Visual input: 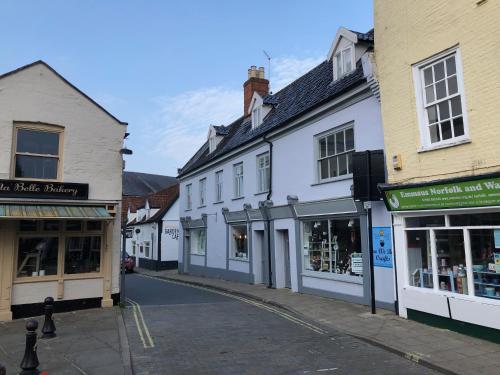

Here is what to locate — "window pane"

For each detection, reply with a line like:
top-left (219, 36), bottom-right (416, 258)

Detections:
top-left (446, 56), bottom-right (456, 76)
top-left (345, 128), bottom-right (354, 150)
top-left (451, 96), bottom-right (462, 117)
top-left (434, 62), bottom-right (445, 81)
top-left (407, 230), bottom-right (433, 289)
top-left (20, 220), bottom-right (37, 231)
top-left (331, 219), bottom-right (362, 276)
top-left (435, 80), bottom-right (447, 100)
top-left (449, 213), bottom-right (500, 226)
top-left (406, 216), bottom-right (445, 228)
top-left (328, 156), bottom-right (338, 178)
top-left (17, 129), bottom-right (59, 155)
top-left (336, 53), bottom-right (342, 78)
top-left (427, 105), bottom-right (438, 124)
top-left (319, 138), bottom-right (326, 158)
top-left (343, 49), bottom-right (352, 73)
top-left (335, 132), bottom-right (345, 153)
top-left (441, 121), bottom-right (452, 140)
top-left (438, 101), bottom-right (450, 120)
top-left (17, 237), bottom-right (58, 277)
top-left (338, 154), bottom-right (348, 176)
top-left (447, 76), bottom-right (458, 95)
top-left (190, 228), bottom-right (206, 255)
top-left (43, 221), bottom-right (60, 231)
top-left (453, 117), bottom-right (465, 137)
top-left (66, 221), bottom-right (82, 231)
top-left (86, 221), bottom-right (102, 231)
top-left (435, 230), bottom-right (467, 294)
top-left (15, 155), bottom-right (58, 179)
top-left (470, 229), bottom-right (500, 299)
top-left (231, 225), bottom-right (248, 259)
top-left (429, 124), bottom-right (440, 143)
top-left (319, 159), bottom-right (329, 180)
top-left (425, 86), bottom-right (435, 103)
top-left (65, 236), bottom-right (101, 274)
top-left (326, 135), bottom-right (335, 156)
top-left (302, 220), bottom-right (329, 272)
top-left (423, 67), bottom-right (433, 86)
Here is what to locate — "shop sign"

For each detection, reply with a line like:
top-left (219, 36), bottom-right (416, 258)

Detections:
top-left (125, 229), bottom-right (133, 239)
top-left (495, 253), bottom-right (500, 274)
top-left (351, 253), bottom-right (363, 274)
top-left (0, 179), bottom-right (89, 200)
top-left (381, 175), bottom-right (500, 211)
top-left (372, 227), bottom-right (393, 268)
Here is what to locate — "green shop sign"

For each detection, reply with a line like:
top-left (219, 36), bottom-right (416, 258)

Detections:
top-left (381, 175), bottom-right (500, 211)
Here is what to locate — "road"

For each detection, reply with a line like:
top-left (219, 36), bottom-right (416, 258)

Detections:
top-left (122, 273), bottom-right (438, 375)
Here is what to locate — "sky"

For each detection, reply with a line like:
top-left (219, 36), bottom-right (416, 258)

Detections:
top-left (0, 0), bottom-right (373, 177)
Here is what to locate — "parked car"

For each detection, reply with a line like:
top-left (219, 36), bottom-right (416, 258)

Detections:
top-left (122, 252), bottom-right (135, 273)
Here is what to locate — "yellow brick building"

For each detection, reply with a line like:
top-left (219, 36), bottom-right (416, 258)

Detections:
top-left (375, 0), bottom-right (500, 336)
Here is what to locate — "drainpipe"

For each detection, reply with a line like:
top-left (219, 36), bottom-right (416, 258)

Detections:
top-left (263, 136), bottom-right (273, 288)
top-left (157, 220), bottom-right (163, 272)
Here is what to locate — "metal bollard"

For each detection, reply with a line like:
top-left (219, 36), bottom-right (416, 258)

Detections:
top-left (19, 319), bottom-right (40, 375)
top-left (41, 297), bottom-right (56, 339)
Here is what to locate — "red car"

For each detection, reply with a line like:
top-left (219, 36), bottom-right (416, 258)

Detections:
top-left (122, 252), bottom-right (135, 273)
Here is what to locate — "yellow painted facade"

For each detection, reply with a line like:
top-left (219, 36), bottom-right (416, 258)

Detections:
top-left (374, 0), bottom-right (500, 184)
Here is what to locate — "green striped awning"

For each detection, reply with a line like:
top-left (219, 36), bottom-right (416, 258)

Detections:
top-left (0, 205), bottom-right (112, 220)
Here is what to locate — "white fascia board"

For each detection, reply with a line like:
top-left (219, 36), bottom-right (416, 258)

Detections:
top-left (327, 27), bottom-right (358, 61)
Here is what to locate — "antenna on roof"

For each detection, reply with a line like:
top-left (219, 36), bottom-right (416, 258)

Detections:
top-left (263, 50), bottom-right (272, 93)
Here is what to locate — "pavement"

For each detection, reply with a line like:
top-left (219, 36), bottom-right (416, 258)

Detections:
top-left (0, 307), bottom-right (132, 375)
top-left (123, 273), bottom-right (438, 375)
top-left (134, 268), bottom-right (500, 375)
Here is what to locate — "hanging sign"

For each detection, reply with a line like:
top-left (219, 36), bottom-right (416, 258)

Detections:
top-left (0, 179), bottom-right (88, 200)
top-left (372, 227), bottom-right (393, 268)
top-left (381, 175), bottom-right (500, 211)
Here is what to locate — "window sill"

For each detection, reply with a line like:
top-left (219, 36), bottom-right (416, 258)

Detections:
top-left (311, 174), bottom-right (352, 186)
top-left (254, 191), bottom-right (268, 196)
top-left (185, 208), bottom-right (192, 212)
top-left (232, 196), bottom-right (245, 201)
top-left (213, 200), bottom-right (224, 205)
top-left (417, 138), bottom-right (471, 153)
top-left (14, 272), bottom-right (103, 284)
top-left (197, 205), bottom-right (206, 209)
top-left (190, 253), bottom-right (206, 257)
top-left (301, 270), bottom-right (363, 284)
top-left (229, 257), bottom-right (249, 263)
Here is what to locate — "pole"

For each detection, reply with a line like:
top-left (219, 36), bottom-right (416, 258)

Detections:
top-left (366, 151), bottom-right (376, 314)
top-left (120, 224), bottom-right (126, 306)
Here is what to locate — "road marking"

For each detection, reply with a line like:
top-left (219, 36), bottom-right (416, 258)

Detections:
top-left (303, 368), bottom-right (338, 373)
top-left (126, 297), bottom-right (155, 349)
top-left (135, 274), bottom-right (328, 336)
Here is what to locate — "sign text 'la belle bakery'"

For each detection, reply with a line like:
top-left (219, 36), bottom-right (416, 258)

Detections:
top-left (0, 179), bottom-right (89, 200)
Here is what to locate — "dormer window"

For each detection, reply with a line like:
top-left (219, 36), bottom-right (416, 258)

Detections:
top-left (252, 106), bottom-right (262, 129)
top-left (209, 135), bottom-right (216, 153)
top-left (334, 47), bottom-right (353, 80)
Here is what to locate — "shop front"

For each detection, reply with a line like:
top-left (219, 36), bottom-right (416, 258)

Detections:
top-left (381, 173), bottom-right (500, 335)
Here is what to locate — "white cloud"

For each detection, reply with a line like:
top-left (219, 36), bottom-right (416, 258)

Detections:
top-left (271, 55), bottom-right (324, 92)
top-left (151, 87), bottom-right (242, 166)
top-left (144, 54), bottom-right (324, 173)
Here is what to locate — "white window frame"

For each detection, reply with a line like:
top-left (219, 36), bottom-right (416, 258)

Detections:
top-left (209, 136), bottom-right (216, 153)
top-left (233, 162), bottom-right (244, 198)
top-left (252, 106), bottom-right (262, 129)
top-left (199, 178), bottom-right (206, 207)
top-left (333, 47), bottom-right (354, 81)
top-left (413, 47), bottom-right (469, 151)
top-left (186, 184), bottom-right (192, 210)
top-left (190, 228), bottom-right (207, 255)
top-left (215, 170), bottom-right (223, 202)
top-left (256, 152), bottom-right (270, 193)
top-left (315, 124), bottom-right (355, 183)
top-left (144, 241), bottom-right (150, 258)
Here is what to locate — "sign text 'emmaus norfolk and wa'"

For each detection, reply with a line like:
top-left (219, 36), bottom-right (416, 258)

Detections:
top-left (382, 176), bottom-right (500, 211)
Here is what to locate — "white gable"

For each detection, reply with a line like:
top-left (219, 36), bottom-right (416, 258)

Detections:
top-left (327, 27), bottom-right (358, 61)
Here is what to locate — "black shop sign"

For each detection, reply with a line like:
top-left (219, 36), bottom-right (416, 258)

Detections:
top-left (0, 179), bottom-right (89, 200)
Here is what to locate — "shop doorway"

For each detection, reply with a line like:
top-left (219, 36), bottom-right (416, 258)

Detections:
top-left (253, 230), bottom-right (265, 284)
top-left (276, 229), bottom-right (291, 289)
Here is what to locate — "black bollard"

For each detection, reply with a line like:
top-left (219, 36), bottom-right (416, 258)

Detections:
top-left (41, 297), bottom-right (56, 339)
top-left (19, 319), bottom-right (40, 375)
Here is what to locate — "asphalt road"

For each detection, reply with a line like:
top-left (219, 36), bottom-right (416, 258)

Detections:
top-left (123, 273), bottom-right (438, 375)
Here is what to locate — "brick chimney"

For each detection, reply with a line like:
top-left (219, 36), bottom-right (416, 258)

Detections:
top-left (243, 66), bottom-right (269, 116)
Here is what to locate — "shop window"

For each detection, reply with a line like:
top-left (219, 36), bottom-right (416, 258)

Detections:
top-left (435, 230), bottom-right (467, 294)
top-left (43, 221), bottom-right (60, 231)
top-left (406, 216), bottom-right (445, 228)
top-left (144, 241), bottom-right (150, 257)
top-left (14, 126), bottom-right (62, 180)
top-left (190, 228), bottom-right (207, 255)
top-left (17, 237), bottom-right (59, 277)
top-left (66, 221), bottom-right (82, 231)
top-left (86, 221), bottom-right (102, 231)
top-left (317, 126), bottom-right (354, 182)
top-left (231, 225), bottom-right (248, 259)
top-left (64, 236), bottom-right (101, 274)
top-left (302, 218), bottom-right (362, 276)
top-left (470, 229), bottom-right (500, 300)
top-left (407, 230), bottom-right (433, 289)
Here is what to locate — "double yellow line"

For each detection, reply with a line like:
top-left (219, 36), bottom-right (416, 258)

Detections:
top-left (126, 297), bottom-right (155, 349)
top-left (136, 274), bottom-right (329, 336)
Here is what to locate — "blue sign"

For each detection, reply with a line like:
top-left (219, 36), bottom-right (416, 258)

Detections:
top-left (372, 227), bottom-right (393, 268)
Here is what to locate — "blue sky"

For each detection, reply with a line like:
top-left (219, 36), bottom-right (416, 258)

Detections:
top-left (1, 0), bottom-right (373, 176)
